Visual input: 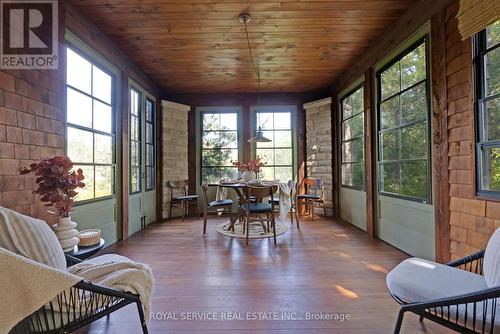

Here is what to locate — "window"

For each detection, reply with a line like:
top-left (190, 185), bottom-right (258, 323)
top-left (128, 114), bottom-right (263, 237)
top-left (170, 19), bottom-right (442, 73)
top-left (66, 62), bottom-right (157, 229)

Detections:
top-left (376, 39), bottom-right (430, 202)
top-left (341, 86), bottom-right (365, 189)
top-left (145, 98), bottom-right (155, 191)
top-left (130, 88), bottom-right (141, 194)
top-left (200, 112), bottom-right (239, 183)
top-left (475, 21), bottom-right (500, 196)
top-left (66, 45), bottom-right (115, 201)
top-left (254, 111), bottom-right (294, 180)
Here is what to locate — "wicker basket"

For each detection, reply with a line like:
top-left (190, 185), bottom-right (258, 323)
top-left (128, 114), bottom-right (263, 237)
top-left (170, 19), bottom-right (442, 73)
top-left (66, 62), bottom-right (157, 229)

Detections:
top-left (78, 229), bottom-right (101, 247)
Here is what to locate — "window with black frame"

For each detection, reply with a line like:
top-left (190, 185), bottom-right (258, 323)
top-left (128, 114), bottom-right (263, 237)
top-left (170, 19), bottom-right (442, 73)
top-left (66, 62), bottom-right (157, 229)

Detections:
top-left (130, 88), bottom-right (142, 194)
top-left (475, 21), bottom-right (500, 195)
top-left (66, 45), bottom-right (115, 201)
top-left (145, 98), bottom-right (155, 191)
top-left (341, 85), bottom-right (364, 189)
top-left (201, 112), bottom-right (239, 184)
top-left (254, 111), bottom-right (294, 181)
top-left (377, 39), bottom-right (430, 202)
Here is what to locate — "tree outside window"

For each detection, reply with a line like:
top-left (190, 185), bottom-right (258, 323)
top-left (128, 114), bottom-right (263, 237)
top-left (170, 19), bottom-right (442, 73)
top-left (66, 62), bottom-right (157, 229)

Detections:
top-left (377, 39), bottom-right (430, 202)
top-left (476, 21), bottom-right (500, 194)
top-left (201, 112), bottom-right (239, 184)
top-left (66, 45), bottom-right (115, 201)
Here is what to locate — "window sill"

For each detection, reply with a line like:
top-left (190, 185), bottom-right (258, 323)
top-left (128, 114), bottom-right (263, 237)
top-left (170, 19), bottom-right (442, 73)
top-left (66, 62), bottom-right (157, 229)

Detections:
top-left (475, 192), bottom-right (500, 203)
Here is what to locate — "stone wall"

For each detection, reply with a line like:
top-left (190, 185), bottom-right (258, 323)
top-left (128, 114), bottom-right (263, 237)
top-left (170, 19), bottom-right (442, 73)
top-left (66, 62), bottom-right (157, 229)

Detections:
top-left (162, 100), bottom-right (190, 219)
top-left (304, 98), bottom-right (334, 216)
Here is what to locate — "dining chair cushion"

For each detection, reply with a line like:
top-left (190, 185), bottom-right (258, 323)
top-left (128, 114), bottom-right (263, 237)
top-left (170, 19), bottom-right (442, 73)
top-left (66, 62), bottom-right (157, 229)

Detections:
top-left (484, 227), bottom-right (500, 287)
top-left (386, 257), bottom-right (487, 303)
top-left (297, 194), bottom-right (321, 200)
top-left (173, 195), bottom-right (198, 201)
top-left (209, 199), bottom-right (233, 207)
top-left (241, 203), bottom-right (273, 213)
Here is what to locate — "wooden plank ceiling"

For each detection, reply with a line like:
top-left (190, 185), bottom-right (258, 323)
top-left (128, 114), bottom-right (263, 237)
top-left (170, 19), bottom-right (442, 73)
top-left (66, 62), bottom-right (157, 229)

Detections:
top-left (67, 0), bottom-right (420, 94)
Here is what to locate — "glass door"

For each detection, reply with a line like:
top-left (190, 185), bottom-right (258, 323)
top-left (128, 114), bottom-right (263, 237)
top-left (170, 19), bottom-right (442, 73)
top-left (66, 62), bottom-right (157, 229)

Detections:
top-left (128, 82), bottom-right (156, 235)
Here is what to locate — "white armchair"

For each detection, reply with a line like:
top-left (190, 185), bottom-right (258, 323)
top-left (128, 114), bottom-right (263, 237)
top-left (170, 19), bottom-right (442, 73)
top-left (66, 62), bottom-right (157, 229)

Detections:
top-left (386, 228), bottom-right (500, 333)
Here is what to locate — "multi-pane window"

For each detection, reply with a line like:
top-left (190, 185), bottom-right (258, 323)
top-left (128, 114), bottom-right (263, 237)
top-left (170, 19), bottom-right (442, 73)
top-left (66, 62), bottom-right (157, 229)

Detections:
top-left (476, 21), bottom-right (500, 195)
top-left (341, 86), bottom-right (364, 189)
top-left (255, 111), bottom-right (294, 180)
top-left (66, 46), bottom-right (115, 201)
top-left (201, 112), bottom-right (239, 183)
top-left (130, 88), bottom-right (141, 194)
top-left (145, 98), bottom-right (155, 191)
top-left (377, 39), bottom-right (430, 201)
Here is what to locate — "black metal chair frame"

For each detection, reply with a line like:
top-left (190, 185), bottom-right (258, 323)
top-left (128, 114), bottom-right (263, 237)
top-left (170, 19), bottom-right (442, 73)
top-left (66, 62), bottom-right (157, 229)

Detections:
top-left (391, 250), bottom-right (500, 334)
top-left (10, 255), bottom-right (148, 334)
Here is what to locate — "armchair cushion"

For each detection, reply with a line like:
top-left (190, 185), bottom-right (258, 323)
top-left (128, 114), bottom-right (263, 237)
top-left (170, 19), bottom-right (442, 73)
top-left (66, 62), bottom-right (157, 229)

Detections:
top-left (484, 227), bottom-right (500, 287)
top-left (0, 206), bottom-right (66, 270)
top-left (386, 257), bottom-right (487, 303)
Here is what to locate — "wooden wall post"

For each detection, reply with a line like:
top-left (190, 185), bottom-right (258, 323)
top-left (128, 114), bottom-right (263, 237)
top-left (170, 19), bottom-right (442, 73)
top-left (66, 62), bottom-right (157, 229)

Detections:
top-left (431, 8), bottom-right (451, 263)
top-left (364, 70), bottom-right (375, 238)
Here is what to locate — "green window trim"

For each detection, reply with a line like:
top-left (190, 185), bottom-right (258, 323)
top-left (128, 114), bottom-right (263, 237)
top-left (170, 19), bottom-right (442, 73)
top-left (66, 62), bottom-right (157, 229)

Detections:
top-left (340, 84), bottom-right (365, 190)
top-left (65, 41), bottom-right (117, 204)
top-left (376, 37), bottom-right (432, 203)
top-left (475, 21), bottom-right (500, 197)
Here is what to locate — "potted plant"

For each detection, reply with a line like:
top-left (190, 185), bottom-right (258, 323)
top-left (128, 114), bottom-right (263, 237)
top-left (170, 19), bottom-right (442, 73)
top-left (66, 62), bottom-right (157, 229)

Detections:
top-left (20, 156), bottom-right (85, 252)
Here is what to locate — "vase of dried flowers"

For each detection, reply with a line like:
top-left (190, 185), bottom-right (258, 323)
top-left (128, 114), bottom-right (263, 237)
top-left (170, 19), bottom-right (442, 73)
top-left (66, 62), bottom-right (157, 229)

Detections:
top-left (20, 156), bottom-right (86, 252)
top-left (232, 156), bottom-right (266, 182)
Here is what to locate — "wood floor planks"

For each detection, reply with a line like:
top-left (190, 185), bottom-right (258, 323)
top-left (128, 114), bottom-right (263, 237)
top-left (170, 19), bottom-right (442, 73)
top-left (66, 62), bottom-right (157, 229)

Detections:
top-left (76, 217), bottom-right (453, 333)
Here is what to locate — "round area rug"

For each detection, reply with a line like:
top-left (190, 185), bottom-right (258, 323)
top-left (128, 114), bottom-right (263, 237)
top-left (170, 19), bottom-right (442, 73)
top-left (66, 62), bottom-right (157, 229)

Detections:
top-left (216, 220), bottom-right (288, 239)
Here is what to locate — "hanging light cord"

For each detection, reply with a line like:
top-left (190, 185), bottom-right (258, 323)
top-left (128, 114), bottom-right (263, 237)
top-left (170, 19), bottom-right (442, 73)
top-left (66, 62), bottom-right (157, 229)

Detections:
top-left (243, 19), bottom-right (261, 106)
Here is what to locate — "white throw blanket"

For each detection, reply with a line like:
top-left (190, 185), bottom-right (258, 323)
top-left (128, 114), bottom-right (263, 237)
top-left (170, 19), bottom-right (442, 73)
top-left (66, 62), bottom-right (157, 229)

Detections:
top-left (0, 206), bottom-right (155, 331)
top-left (0, 248), bottom-right (80, 333)
top-left (67, 254), bottom-right (155, 319)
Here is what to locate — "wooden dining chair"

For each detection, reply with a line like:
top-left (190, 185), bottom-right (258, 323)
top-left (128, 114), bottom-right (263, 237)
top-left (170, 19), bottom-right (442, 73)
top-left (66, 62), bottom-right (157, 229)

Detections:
top-left (167, 179), bottom-right (199, 221)
top-left (201, 184), bottom-right (234, 234)
top-left (240, 185), bottom-right (278, 245)
top-left (266, 180), bottom-right (299, 228)
top-left (297, 177), bottom-right (326, 221)
top-left (288, 180), bottom-right (300, 228)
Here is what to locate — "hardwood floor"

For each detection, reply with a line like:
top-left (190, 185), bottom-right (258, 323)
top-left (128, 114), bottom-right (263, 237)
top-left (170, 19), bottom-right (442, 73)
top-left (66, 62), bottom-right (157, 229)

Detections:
top-left (76, 216), bottom-right (453, 333)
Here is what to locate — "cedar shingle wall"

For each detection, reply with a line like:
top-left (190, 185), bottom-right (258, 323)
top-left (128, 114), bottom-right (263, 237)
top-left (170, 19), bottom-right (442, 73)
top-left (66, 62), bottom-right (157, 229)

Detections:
top-left (0, 67), bottom-right (65, 224)
top-left (446, 2), bottom-right (500, 259)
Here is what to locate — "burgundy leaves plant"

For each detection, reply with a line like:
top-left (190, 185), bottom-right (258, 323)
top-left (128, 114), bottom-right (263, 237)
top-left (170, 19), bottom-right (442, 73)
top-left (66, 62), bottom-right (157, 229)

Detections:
top-left (20, 156), bottom-right (85, 218)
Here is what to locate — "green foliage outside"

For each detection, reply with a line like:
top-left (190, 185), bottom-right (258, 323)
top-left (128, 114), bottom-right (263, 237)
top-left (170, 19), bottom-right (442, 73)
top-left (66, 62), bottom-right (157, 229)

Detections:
top-left (485, 22), bottom-right (500, 190)
top-left (201, 113), bottom-right (239, 184)
top-left (341, 86), bottom-right (365, 188)
top-left (379, 42), bottom-right (428, 199)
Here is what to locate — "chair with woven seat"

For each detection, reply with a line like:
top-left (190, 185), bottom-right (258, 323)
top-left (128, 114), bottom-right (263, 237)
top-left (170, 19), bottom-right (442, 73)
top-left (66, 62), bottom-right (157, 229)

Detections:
top-left (201, 184), bottom-right (234, 234)
top-left (240, 185), bottom-right (278, 245)
top-left (386, 227), bottom-right (500, 333)
top-left (297, 178), bottom-right (326, 221)
top-left (167, 179), bottom-right (199, 221)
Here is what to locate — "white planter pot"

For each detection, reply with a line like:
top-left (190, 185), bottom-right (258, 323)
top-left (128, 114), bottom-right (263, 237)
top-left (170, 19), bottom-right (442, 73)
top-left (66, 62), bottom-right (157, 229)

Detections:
top-left (52, 217), bottom-right (79, 252)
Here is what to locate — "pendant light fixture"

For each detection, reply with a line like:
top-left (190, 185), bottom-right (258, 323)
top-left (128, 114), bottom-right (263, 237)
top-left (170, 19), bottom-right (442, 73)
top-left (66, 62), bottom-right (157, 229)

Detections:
top-left (240, 13), bottom-right (272, 143)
